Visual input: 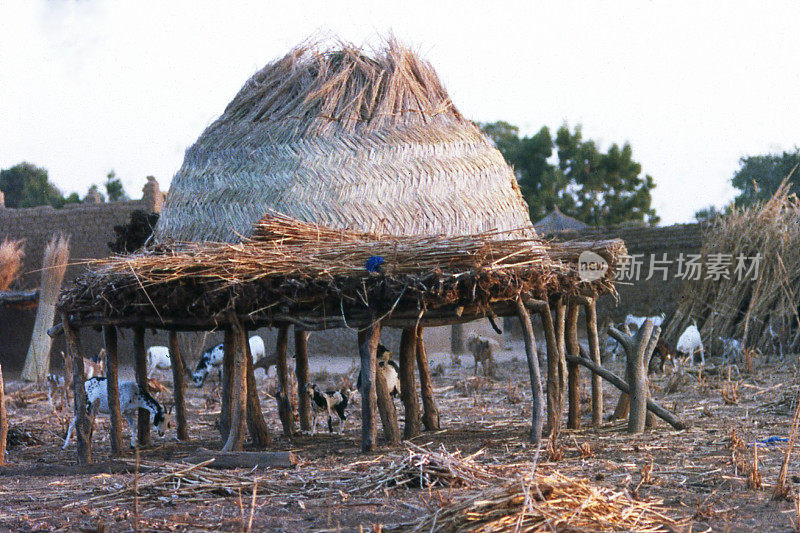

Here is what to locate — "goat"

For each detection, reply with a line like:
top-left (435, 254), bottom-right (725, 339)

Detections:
top-left (719, 336), bottom-right (744, 366)
top-left (63, 377), bottom-right (170, 449)
top-left (146, 346), bottom-right (171, 378)
top-left (466, 332), bottom-right (498, 376)
top-left (356, 344), bottom-right (401, 397)
top-left (192, 335), bottom-right (266, 387)
top-left (83, 348), bottom-right (106, 379)
top-left (649, 338), bottom-right (675, 374)
top-left (304, 383), bottom-right (355, 434)
top-left (676, 323), bottom-right (705, 366)
top-left (46, 374), bottom-right (68, 411)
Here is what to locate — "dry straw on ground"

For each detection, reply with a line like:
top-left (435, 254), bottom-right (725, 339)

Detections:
top-left (0, 238), bottom-right (25, 291)
top-left (666, 180), bottom-right (800, 355)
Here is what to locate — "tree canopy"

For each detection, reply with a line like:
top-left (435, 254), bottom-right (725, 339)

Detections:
top-left (0, 162), bottom-right (77, 208)
top-left (480, 122), bottom-right (658, 226)
top-left (731, 149), bottom-right (800, 207)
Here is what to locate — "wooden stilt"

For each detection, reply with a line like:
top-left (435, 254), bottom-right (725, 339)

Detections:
top-left (244, 336), bottom-right (270, 447)
top-left (222, 314), bottom-right (247, 451)
top-left (516, 299), bottom-right (545, 443)
top-left (627, 321), bottom-right (653, 434)
top-left (375, 352), bottom-right (401, 445)
top-left (399, 327), bottom-right (421, 439)
top-left (539, 305), bottom-right (561, 436)
top-left (63, 314), bottom-right (91, 464)
top-left (275, 325), bottom-right (295, 437)
top-left (565, 303), bottom-right (581, 429)
top-left (584, 298), bottom-right (603, 427)
top-left (415, 327), bottom-right (440, 431)
top-left (133, 326), bottom-right (150, 447)
top-left (103, 326), bottom-right (124, 454)
top-left (168, 331), bottom-right (189, 441)
top-left (294, 330), bottom-right (312, 432)
top-left (554, 299), bottom-right (568, 400)
top-left (358, 323), bottom-right (382, 452)
top-left (219, 327), bottom-right (234, 441)
top-left (0, 365), bottom-right (6, 466)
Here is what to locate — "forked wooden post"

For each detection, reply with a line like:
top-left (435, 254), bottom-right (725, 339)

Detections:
top-left (358, 323), bottom-right (382, 452)
top-left (415, 326), bottom-right (440, 431)
top-left (554, 298), bottom-right (568, 399)
top-left (294, 330), bottom-right (312, 432)
top-left (628, 320), bottom-right (653, 434)
top-left (538, 304), bottom-right (562, 436)
top-left (222, 314), bottom-right (247, 451)
top-left (219, 327), bottom-right (234, 440)
top-left (168, 331), bottom-right (189, 441)
top-left (398, 327), bottom-right (421, 439)
top-left (565, 303), bottom-right (581, 429)
top-left (103, 325), bottom-right (124, 454)
top-left (516, 299), bottom-right (544, 443)
top-left (244, 335), bottom-right (270, 447)
top-left (133, 326), bottom-right (150, 447)
top-left (584, 297), bottom-right (603, 427)
top-left (63, 314), bottom-right (91, 464)
top-left (274, 325), bottom-right (295, 437)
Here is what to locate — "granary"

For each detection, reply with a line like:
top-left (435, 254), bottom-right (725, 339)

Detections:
top-left (534, 206), bottom-right (589, 235)
top-left (53, 39), bottom-right (671, 465)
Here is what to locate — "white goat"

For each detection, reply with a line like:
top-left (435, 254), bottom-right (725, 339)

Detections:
top-left (63, 377), bottom-right (170, 449)
top-left (192, 335), bottom-right (266, 387)
top-left (676, 323), bottom-right (705, 366)
top-left (625, 313), bottom-right (666, 331)
top-left (146, 346), bottom-right (172, 378)
top-left (356, 344), bottom-right (401, 397)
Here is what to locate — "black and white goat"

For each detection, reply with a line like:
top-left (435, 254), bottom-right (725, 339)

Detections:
top-left (63, 377), bottom-right (170, 449)
top-left (192, 335), bottom-right (266, 387)
top-left (305, 383), bottom-right (355, 434)
top-left (356, 344), bottom-right (401, 397)
top-left (146, 346), bottom-right (172, 378)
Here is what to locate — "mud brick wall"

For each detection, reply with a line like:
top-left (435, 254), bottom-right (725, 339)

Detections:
top-left (556, 223), bottom-right (704, 323)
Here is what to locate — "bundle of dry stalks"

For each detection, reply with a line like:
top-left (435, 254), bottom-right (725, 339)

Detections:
top-left (398, 471), bottom-right (682, 532)
top-left (665, 180), bottom-right (800, 356)
top-left (352, 443), bottom-right (499, 491)
top-left (21, 235), bottom-right (70, 382)
top-left (0, 238), bottom-right (25, 291)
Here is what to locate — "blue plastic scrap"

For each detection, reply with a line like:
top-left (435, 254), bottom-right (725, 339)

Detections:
top-left (365, 256), bottom-right (385, 273)
top-left (756, 436), bottom-right (789, 446)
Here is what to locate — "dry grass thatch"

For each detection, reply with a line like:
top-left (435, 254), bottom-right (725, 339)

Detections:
top-left (155, 37), bottom-right (532, 244)
top-left (0, 238), bottom-right (25, 291)
top-left (21, 235), bottom-right (70, 382)
top-left (396, 471), bottom-right (683, 532)
top-left (665, 181), bottom-right (800, 355)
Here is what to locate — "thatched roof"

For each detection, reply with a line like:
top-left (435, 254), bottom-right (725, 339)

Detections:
top-left (154, 39), bottom-right (533, 244)
top-left (534, 207), bottom-right (589, 235)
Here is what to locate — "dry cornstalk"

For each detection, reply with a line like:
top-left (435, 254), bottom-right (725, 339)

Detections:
top-left (0, 238), bottom-right (25, 291)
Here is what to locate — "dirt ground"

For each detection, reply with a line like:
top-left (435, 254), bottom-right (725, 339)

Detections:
top-left (2, 344), bottom-right (800, 532)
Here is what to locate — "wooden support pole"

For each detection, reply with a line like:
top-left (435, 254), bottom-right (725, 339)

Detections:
top-left (132, 326), bottom-right (150, 447)
top-left (627, 320), bottom-right (653, 434)
top-left (415, 327), bottom-right (440, 431)
top-left (294, 330), bottom-right (312, 432)
top-left (643, 326), bottom-right (661, 429)
top-left (275, 325), bottom-right (295, 438)
top-left (0, 365), bottom-right (8, 466)
top-left (63, 314), bottom-right (91, 464)
top-left (103, 326), bottom-right (124, 455)
top-left (565, 303), bottom-right (581, 429)
top-left (554, 299), bottom-right (568, 400)
top-left (399, 327), bottom-right (421, 439)
top-left (375, 350), bottom-right (401, 446)
top-left (168, 331), bottom-right (189, 441)
top-left (222, 314), bottom-right (247, 452)
top-left (564, 354), bottom-right (687, 430)
top-left (358, 323), bottom-right (382, 452)
top-left (584, 298), bottom-right (603, 427)
top-left (539, 305), bottom-right (561, 436)
top-left (516, 299), bottom-right (545, 443)
top-left (244, 337), bottom-right (270, 447)
top-left (219, 327), bottom-right (234, 441)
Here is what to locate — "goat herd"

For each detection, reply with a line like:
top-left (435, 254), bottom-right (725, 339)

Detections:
top-left (56, 314), bottom-right (745, 451)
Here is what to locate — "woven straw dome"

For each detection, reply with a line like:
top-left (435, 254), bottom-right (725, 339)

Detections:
top-left (154, 39), bottom-right (534, 244)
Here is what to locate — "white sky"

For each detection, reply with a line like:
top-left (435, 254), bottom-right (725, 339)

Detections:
top-left (1, 0), bottom-right (798, 225)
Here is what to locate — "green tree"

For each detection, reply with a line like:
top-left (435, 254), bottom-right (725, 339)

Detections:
top-left (481, 122), bottom-right (658, 226)
top-left (694, 205), bottom-right (725, 222)
top-left (85, 184), bottom-right (106, 203)
top-left (0, 162), bottom-right (65, 208)
top-left (105, 170), bottom-right (129, 201)
top-left (731, 149), bottom-right (800, 207)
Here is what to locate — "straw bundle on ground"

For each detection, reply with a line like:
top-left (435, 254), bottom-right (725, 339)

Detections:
top-left (0, 238), bottom-right (25, 291)
top-left (397, 471), bottom-right (683, 532)
top-left (22, 235), bottom-right (70, 382)
top-left (665, 181), bottom-right (800, 355)
top-left (155, 38), bottom-right (533, 244)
